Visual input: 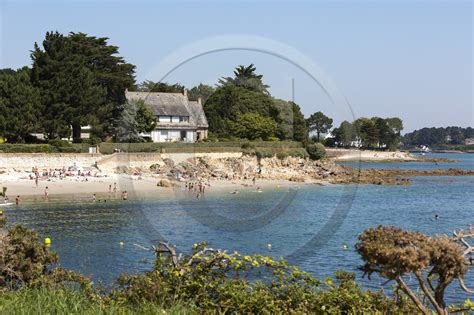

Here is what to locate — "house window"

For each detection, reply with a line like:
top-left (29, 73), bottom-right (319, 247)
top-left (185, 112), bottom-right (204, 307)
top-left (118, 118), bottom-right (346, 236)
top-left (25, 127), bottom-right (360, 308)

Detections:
top-left (180, 116), bottom-right (189, 122)
top-left (159, 116), bottom-right (171, 122)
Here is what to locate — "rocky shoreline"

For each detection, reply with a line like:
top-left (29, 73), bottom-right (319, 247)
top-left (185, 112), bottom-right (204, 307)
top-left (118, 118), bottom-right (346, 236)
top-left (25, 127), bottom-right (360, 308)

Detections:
top-left (137, 155), bottom-right (472, 186)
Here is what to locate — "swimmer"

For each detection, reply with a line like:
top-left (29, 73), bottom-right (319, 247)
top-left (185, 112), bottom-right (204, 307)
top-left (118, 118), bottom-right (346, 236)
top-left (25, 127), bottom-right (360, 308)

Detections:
top-left (256, 186), bottom-right (262, 193)
top-left (229, 190), bottom-right (239, 195)
top-left (434, 214), bottom-right (440, 220)
top-left (122, 191), bottom-right (128, 200)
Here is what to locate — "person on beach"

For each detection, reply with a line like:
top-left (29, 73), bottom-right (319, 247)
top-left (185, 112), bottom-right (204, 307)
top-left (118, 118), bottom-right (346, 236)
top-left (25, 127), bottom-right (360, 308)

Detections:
top-left (113, 182), bottom-right (117, 193)
top-left (108, 184), bottom-right (112, 194)
top-left (122, 191), bottom-right (128, 200)
top-left (44, 186), bottom-right (49, 198)
top-left (92, 194), bottom-right (96, 202)
top-left (252, 177), bottom-right (256, 186)
top-left (15, 195), bottom-right (20, 205)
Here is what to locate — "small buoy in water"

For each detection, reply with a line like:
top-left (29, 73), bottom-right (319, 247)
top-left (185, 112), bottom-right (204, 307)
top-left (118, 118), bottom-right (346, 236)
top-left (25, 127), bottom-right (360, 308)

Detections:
top-left (119, 241), bottom-right (124, 246)
top-left (267, 243), bottom-right (272, 249)
top-left (0, 209), bottom-right (3, 215)
top-left (44, 238), bottom-right (51, 246)
top-left (342, 244), bottom-right (349, 250)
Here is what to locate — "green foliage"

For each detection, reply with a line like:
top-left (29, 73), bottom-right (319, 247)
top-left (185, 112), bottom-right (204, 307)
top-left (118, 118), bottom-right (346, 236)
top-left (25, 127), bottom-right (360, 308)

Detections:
top-left (109, 242), bottom-right (414, 314)
top-left (187, 83), bottom-right (215, 103)
top-left (228, 112), bottom-right (277, 140)
top-left (307, 143), bottom-right (326, 160)
top-left (204, 85), bottom-right (277, 138)
top-left (218, 64), bottom-right (269, 94)
top-left (0, 67), bottom-right (41, 143)
top-left (134, 99), bottom-right (157, 133)
top-left (31, 31), bottom-right (135, 140)
top-left (0, 224), bottom-right (58, 289)
top-left (135, 81), bottom-right (185, 93)
top-left (291, 101), bottom-right (309, 143)
top-left (306, 111), bottom-right (333, 141)
top-left (403, 126), bottom-right (473, 147)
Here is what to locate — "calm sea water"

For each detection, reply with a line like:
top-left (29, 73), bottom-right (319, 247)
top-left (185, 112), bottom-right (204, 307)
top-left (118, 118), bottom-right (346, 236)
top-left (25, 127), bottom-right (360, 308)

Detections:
top-left (3, 153), bottom-right (473, 303)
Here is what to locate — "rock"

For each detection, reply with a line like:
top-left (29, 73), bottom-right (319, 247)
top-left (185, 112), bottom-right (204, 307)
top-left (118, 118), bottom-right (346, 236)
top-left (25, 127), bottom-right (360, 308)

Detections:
top-left (289, 176), bottom-right (305, 182)
top-left (157, 179), bottom-right (173, 187)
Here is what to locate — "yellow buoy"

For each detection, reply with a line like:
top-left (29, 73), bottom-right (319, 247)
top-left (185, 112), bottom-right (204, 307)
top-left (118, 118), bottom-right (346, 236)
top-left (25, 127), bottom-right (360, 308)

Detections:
top-left (342, 244), bottom-right (349, 250)
top-left (119, 241), bottom-right (124, 246)
top-left (267, 243), bottom-right (272, 249)
top-left (44, 238), bottom-right (51, 246)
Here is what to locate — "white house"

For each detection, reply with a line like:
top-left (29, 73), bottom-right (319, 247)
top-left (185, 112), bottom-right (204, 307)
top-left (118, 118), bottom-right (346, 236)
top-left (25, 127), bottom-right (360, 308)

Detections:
top-left (125, 90), bottom-right (208, 143)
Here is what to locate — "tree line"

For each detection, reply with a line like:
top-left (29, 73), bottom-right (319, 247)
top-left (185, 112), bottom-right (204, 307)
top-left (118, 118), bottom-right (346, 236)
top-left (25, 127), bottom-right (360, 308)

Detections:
top-left (402, 126), bottom-right (474, 147)
top-left (0, 31), bottom-right (404, 149)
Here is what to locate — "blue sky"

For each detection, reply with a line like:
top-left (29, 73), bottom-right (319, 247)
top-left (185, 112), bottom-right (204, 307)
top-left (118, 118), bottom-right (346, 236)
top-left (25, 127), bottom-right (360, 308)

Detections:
top-left (0, 0), bottom-right (472, 132)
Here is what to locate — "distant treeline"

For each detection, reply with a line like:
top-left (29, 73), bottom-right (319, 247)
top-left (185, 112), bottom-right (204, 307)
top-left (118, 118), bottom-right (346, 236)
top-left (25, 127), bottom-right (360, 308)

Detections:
top-left (402, 126), bottom-right (474, 147)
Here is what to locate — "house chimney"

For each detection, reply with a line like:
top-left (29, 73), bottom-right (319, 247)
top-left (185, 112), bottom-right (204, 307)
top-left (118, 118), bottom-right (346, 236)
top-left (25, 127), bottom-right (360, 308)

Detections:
top-left (197, 97), bottom-right (202, 106)
top-left (183, 89), bottom-right (187, 98)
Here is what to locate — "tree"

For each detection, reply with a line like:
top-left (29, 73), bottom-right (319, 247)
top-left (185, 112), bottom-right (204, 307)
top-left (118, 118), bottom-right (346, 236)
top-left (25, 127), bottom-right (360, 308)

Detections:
top-left (136, 81), bottom-right (184, 93)
top-left (228, 112), bottom-right (277, 140)
top-left (332, 121), bottom-right (357, 147)
top-left (135, 99), bottom-right (156, 133)
top-left (31, 31), bottom-right (135, 140)
top-left (307, 143), bottom-right (326, 160)
top-left (218, 64), bottom-right (269, 94)
top-left (112, 99), bottom-right (141, 142)
top-left (291, 102), bottom-right (309, 143)
top-left (354, 118), bottom-right (378, 149)
top-left (188, 83), bottom-right (215, 103)
top-left (0, 67), bottom-right (41, 142)
top-left (306, 111), bottom-right (333, 141)
top-left (356, 225), bottom-right (473, 315)
top-left (204, 85), bottom-right (277, 138)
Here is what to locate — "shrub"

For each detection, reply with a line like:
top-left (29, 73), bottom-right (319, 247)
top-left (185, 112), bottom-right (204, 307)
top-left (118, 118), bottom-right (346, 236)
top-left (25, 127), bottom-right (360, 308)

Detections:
top-left (276, 151), bottom-right (288, 160)
top-left (48, 139), bottom-right (71, 147)
top-left (241, 142), bottom-right (256, 150)
top-left (307, 143), bottom-right (326, 160)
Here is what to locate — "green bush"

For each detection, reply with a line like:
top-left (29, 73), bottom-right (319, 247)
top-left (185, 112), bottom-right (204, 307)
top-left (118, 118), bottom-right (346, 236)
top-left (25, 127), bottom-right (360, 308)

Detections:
top-left (48, 139), bottom-right (72, 147)
top-left (276, 151), bottom-right (288, 160)
top-left (307, 143), bottom-right (326, 160)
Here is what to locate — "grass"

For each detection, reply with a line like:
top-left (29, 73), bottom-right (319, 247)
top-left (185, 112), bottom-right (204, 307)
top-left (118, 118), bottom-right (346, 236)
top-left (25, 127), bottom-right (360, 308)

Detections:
top-left (0, 287), bottom-right (196, 315)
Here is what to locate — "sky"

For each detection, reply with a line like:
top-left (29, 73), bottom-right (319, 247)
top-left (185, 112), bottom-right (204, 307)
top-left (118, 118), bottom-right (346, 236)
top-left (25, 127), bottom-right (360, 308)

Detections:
top-left (0, 0), bottom-right (472, 133)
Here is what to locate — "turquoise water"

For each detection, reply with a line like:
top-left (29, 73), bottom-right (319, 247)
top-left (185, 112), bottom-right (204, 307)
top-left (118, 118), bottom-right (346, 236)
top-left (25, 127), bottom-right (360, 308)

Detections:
top-left (3, 153), bottom-right (473, 303)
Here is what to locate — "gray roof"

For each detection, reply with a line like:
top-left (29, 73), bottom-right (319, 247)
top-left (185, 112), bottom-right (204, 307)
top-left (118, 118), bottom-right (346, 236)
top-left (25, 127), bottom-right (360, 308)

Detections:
top-left (125, 91), bottom-right (208, 130)
top-left (188, 101), bottom-right (209, 128)
top-left (126, 91), bottom-right (191, 116)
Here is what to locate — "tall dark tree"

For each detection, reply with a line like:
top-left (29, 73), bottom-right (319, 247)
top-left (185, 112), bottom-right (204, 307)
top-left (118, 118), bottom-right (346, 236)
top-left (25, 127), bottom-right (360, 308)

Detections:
top-left (0, 67), bottom-right (41, 142)
top-left (291, 102), bottom-right (309, 143)
top-left (31, 31), bottom-right (135, 140)
top-left (306, 111), bottom-right (333, 141)
top-left (218, 64), bottom-right (269, 94)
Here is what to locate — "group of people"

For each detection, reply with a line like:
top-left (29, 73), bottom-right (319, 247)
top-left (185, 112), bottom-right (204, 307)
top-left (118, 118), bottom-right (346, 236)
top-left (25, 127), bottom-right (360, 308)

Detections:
top-left (91, 182), bottom-right (128, 202)
top-left (185, 180), bottom-right (210, 199)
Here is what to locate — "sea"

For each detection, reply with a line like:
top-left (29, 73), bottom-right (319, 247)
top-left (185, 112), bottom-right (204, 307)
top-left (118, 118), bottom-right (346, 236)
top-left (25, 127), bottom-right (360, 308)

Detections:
top-left (3, 153), bottom-right (473, 304)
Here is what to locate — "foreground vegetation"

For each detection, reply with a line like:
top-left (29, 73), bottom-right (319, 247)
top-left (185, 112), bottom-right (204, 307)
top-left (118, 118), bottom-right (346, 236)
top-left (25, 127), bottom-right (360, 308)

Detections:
top-left (0, 210), bottom-right (472, 314)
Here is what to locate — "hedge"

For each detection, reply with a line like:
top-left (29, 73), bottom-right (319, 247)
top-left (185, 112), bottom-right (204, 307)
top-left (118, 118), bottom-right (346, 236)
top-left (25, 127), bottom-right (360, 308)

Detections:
top-left (0, 141), bottom-right (304, 154)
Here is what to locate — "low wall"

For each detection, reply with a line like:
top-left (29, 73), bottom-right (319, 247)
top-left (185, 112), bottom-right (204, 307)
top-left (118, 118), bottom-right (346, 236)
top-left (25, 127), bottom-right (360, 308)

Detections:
top-left (0, 152), bottom-right (244, 172)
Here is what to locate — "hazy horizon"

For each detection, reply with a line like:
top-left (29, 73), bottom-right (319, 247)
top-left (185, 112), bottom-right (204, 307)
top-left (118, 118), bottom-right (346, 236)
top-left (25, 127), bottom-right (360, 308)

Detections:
top-left (1, 0), bottom-right (472, 133)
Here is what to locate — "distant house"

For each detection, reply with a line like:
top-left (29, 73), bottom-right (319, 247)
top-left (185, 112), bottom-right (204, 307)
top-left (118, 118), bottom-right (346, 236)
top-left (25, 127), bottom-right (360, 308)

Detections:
top-left (125, 90), bottom-right (208, 143)
top-left (465, 138), bottom-right (474, 145)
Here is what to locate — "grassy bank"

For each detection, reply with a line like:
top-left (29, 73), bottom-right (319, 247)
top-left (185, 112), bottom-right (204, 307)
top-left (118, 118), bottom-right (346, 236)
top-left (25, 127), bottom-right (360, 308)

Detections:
top-left (0, 287), bottom-right (195, 315)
